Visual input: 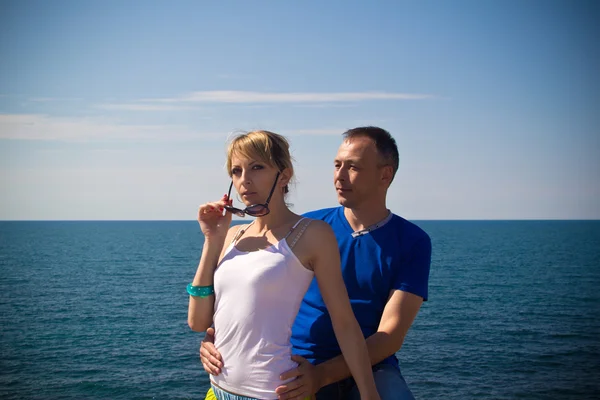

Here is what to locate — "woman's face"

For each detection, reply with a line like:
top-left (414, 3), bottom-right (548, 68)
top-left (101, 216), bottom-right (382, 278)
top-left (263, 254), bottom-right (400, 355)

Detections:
top-left (229, 153), bottom-right (280, 207)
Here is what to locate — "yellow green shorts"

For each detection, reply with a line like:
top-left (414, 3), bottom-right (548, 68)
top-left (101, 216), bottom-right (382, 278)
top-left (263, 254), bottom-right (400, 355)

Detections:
top-left (205, 387), bottom-right (311, 400)
top-left (205, 388), bottom-right (217, 400)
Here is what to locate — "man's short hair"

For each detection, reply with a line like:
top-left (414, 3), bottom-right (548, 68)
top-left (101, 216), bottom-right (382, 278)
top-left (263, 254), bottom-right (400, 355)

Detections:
top-left (342, 126), bottom-right (399, 181)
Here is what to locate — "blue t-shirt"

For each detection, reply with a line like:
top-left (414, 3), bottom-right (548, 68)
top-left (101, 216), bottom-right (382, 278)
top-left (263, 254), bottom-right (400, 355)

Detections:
top-left (291, 206), bottom-right (431, 368)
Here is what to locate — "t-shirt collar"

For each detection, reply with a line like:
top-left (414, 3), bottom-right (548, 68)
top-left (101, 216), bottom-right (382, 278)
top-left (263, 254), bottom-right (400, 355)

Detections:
top-left (338, 207), bottom-right (393, 238)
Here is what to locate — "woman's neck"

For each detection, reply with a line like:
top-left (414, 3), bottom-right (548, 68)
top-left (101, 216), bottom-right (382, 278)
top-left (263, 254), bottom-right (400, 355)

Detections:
top-left (252, 204), bottom-right (297, 235)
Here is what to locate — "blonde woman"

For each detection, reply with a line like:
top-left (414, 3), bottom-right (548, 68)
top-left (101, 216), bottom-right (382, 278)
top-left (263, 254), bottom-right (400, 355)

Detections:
top-left (188, 131), bottom-right (380, 400)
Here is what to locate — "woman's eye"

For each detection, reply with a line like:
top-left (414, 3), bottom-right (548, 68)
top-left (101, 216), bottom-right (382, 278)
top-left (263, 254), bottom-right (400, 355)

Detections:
top-left (231, 168), bottom-right (241, 175)
top-left (252, 165), bottom-right (264, 170)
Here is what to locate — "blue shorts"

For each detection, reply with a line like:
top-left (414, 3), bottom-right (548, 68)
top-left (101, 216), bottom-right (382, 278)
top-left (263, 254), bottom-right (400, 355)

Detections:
top-left (316, 363), bottom-right (415, 400)
top-left (210, 384), bottom-right (258, 400)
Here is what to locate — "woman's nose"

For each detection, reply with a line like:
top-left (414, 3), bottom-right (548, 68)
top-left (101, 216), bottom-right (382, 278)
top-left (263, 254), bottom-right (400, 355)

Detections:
top-left (240, 169), bottom-right (252, 184)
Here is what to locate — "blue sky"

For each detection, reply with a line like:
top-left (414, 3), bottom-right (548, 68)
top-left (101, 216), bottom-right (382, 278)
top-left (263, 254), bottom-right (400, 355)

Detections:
top-left (1, 0), bottom-right (598, 220)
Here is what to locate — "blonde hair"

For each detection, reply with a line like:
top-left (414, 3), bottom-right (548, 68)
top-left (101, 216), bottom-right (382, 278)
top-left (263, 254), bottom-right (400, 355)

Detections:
top-left (226, 130), bottom-right (294, 193)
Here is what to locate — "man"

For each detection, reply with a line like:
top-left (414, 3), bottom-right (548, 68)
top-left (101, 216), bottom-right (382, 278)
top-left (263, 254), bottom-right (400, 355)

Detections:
top-left (201, 127), bottom-right (431, 399)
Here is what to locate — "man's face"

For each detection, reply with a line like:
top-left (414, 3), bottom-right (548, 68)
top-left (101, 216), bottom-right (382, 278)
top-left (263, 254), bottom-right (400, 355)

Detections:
top-left (333, 136), bottom-right (384, 208)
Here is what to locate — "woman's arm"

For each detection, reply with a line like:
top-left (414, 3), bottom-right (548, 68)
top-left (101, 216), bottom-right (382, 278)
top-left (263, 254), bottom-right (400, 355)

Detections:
top-left (308, 221), bottom-right (380, 400)
top-left (187, 199), bottom-right (234, 332)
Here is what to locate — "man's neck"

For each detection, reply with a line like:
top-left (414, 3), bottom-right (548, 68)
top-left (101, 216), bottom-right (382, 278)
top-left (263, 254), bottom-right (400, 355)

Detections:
top-left (343, 203), bottom-right (390, 232)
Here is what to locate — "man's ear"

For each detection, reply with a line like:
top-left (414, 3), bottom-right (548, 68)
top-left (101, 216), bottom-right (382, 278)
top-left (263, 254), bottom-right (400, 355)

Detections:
top-left (381, 165), bottom-right (394, 187)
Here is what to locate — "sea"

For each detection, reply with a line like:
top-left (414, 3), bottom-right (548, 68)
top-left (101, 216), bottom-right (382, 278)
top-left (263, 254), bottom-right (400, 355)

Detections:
top-left (1, 220), bottom-right (599, 400)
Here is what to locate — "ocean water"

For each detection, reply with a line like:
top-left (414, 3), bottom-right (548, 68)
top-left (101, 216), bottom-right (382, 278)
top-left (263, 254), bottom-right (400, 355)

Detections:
top-left (1, 220), bottom-right (599, 400)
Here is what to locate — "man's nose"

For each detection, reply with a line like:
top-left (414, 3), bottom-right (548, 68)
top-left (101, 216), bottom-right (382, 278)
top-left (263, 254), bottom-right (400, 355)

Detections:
top-left (334, 167), bottom-right (347, 181)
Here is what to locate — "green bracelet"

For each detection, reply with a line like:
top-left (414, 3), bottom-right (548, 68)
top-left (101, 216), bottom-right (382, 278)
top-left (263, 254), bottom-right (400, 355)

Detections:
top-left (187, 283), bottom-right (215, 298)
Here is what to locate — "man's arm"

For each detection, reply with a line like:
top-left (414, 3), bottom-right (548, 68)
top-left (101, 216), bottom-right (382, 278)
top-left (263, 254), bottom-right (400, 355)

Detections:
top-left (316, 289), bottom-right (423, 387)
top-left (276, 290), bottom-right (423, 400)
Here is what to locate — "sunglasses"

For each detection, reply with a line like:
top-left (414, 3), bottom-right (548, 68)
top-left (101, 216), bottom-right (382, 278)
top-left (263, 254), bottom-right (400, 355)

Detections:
top-left (224, 172), bottom-right (281, 217)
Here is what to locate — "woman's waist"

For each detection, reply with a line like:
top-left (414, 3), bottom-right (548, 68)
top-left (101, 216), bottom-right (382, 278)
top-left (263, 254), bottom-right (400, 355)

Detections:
top-left (214, 333), bottom-right (296, 364)
top-left (213, 313), bottom-right (296, 346)
top-left (210, 355), bottom-right (298, 399)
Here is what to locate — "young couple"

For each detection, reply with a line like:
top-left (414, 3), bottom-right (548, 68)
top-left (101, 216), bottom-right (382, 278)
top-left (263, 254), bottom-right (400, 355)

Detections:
top-left (188, 127), bottom-right (431, 400)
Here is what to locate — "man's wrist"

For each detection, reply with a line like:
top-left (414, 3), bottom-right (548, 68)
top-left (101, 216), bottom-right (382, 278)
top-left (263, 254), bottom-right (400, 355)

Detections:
top-left (314, 363), bottom-right (328, 390)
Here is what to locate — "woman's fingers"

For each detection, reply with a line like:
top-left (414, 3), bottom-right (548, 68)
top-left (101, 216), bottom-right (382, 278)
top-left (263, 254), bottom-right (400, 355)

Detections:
top-left (198, 202), bottom-right (226, 217)
top-left (221, 193), bottom-right (233, 206)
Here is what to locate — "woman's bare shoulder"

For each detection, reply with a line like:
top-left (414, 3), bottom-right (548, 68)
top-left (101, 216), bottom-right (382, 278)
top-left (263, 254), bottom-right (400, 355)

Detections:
top-left (301, 219), bottom-right (336, 246)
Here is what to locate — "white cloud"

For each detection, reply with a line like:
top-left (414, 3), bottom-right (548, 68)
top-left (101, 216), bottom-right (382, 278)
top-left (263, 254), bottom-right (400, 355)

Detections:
top-left (0, 113), bottom-right (219, 142)
top-left (29, 97), bottom-right (83, 102)
top-left (94, 90), bottom-right (436, 112)
top-left (95, 103), bottom-right (202, 111)
top-left (0, 113), bottom-right (348, 142)
top-left (293, 103), bottom-right (358, 108)
top-left (145, 90), bottom-right (435, 104)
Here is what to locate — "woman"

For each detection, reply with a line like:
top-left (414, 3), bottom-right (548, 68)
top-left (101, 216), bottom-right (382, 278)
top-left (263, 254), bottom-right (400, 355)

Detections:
top-left (188, 130), bottom-right (379, 400)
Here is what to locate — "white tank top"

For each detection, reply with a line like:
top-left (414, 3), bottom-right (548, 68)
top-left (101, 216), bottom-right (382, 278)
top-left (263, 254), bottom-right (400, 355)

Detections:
top-left (210, 218), bottom-right (314, 399)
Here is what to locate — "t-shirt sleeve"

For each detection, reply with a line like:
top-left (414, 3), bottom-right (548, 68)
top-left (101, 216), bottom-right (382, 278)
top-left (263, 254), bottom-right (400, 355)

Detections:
top-left (393, 235), bottom-right (432, 301)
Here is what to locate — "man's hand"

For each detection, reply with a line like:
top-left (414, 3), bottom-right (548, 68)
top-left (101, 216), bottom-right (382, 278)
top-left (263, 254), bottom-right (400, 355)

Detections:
top-left (199, 327), bottom-right (223, 375)
top-left (275, 355), bottom-right (320, 400)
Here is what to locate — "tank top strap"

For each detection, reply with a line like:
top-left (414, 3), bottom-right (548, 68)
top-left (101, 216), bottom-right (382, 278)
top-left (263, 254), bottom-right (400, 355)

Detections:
top-left (286, 218), bottom-right (313, 249)
top-left (283, 218), bottom-right (306, 239)
top-left (231, 221), bottom-right (254, 244)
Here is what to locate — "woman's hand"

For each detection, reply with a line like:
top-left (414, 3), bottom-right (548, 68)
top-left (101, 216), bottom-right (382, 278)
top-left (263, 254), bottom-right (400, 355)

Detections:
top-left (197, 195), bottom-right (233, 243)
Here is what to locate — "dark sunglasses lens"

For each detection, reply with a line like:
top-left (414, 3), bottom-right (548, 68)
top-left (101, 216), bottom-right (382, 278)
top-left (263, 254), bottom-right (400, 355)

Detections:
top-left (246, 205), bottom-right (269, 217)
top-left (224, 205), bottom-right (245, 217)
